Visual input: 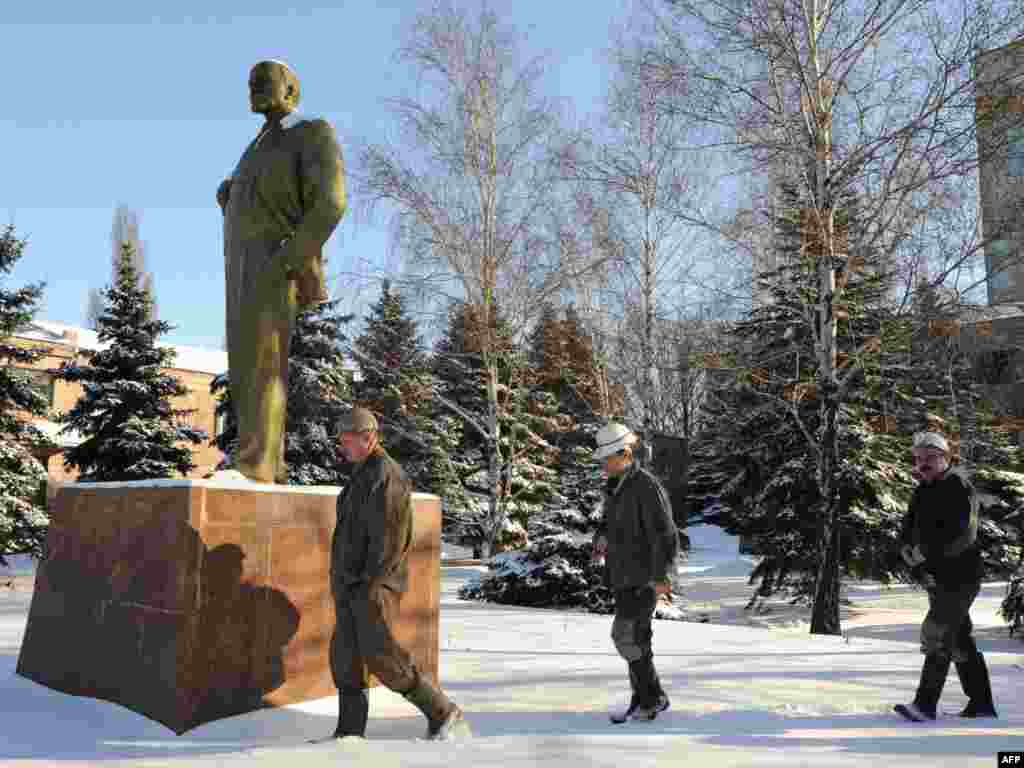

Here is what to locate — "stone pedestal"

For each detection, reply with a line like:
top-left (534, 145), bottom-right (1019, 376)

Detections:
top-left (16, 481), bottom-right (441, 734)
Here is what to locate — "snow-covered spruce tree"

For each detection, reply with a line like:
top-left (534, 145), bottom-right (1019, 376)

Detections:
top-left (211, 298), bottom-right (354, 485)
top-left (688, 180), bottom-right (897, 608)
top-left (55, 242), bottom-right (206, 481)
top-left (459, 305), bottom-right (685, 618)
top-left (894, 284), bottom-right (1023, 600)
top-left (691, 272), bottom-right (1023, 614)
top-left (350, 280), bottom-right (434, 489)
top-left (0, 226), bottom-right (50, 564)
top-left (433, 300), bottom-right (557, 557)
top-left (284, 298), bottom-right (354, 485)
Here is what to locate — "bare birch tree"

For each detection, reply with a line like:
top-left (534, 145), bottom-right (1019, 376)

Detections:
top-left (639, 0), bottom-right (1024, 633)
top-left (355, 1), bottom-right (607, 557)
top-left (558, 27), bottom-right (709, 440)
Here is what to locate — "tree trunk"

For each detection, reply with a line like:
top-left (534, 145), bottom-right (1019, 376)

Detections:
top-left (810, 495), bottom-right (841, 634)
top-left (482, 358), bottom-right (502, 560)
top-left (810, 390), bottom-right (842, 635)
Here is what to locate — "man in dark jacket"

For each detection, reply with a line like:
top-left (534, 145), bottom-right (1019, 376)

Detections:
top-left (591, 423), bottom-right (680, 723)
top-left (894, 431), bottom-right (997, 721)
top-left (322, 407), bottom-right (469, 741)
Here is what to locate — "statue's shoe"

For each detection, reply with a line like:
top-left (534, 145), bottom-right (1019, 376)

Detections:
top-left (208, 469), bottom-right (252, 483)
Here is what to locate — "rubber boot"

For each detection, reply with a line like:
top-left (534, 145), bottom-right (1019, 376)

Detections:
top-left (912, 653), bottom-right (951, 719)
top-left (610, 663), bottom-right (641, 723)
top-left (334, 689), bottom-right (369, 737)
top-left (955, 652), bottom-right (998, 718)
top-left (650, 665), bottom-right (670, 712)
top-left (308, 688), bottom-right (368, 741)
top-left (402, 674), bottom-right (467, 740)
top-left (628, 656), bottom-right (669, 721)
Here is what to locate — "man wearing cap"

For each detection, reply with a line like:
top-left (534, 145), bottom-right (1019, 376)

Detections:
top-left (893, 430), bottom-right (997, 721)
top-left (323, 406), bottom-right (469, 741)
top-left (591, 423), bottom-right (679, 723)
top-left (217, 59), bottom-right (346, 483)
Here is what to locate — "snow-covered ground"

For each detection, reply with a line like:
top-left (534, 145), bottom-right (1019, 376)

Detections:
top-left (1, 529), bottom-right (1022, 767)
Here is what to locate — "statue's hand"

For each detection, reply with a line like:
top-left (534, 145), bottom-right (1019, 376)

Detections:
top-left (291, 265), bottom-right (328, 308)
top-left (216, 179), bottom-right (232, 212)
top-left (279, 239), bottom-right (328, 308)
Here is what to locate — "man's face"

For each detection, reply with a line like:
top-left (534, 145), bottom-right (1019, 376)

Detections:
top-left (911, 447), bottom-right (948, 485)
top-left (339, 429), bottom-right (376, 464)
top-left (249, 63), bottom-right (293, 115)
top-left (602, 450), bottom-right (632, 478)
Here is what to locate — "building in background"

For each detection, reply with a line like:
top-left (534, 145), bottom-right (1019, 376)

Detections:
top-left (7, 320), bottom-right (226, 482)
top-left (975, 38), bottom-right (1024, 308)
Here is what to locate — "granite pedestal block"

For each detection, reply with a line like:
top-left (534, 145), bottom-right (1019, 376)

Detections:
top-left (16, 481), bottom-right (441, 734)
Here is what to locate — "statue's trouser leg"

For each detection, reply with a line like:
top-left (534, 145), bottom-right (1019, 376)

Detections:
top-left (230, 245), bottom-right (297, 483)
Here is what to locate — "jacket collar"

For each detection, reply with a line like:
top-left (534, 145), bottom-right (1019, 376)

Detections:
top-left (280, 111), bottom-right (305, 130)
top-left (350, 446), bottom-right (387, 479)
top-left (605, 461), bottom-right (638, 497)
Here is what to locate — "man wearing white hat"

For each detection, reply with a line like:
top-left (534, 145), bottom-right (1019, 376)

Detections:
top-left (591, 423), bottom-right (679, 723)
top-left (893, 431), bottom-right (996, 722)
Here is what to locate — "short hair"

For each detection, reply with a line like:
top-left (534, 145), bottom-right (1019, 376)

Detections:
top-left (338, 406), bottom-right (379, 434)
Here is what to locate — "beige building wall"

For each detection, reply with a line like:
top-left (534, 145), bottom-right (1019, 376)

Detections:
top-left (7, 324), bottom-right (225, 482)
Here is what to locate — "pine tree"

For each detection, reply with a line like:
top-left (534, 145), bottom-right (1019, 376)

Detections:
top-left (55, 243), bottom-right (206, 481)
top-left (351, 281), bottom-right (433, 487)
top-left (691, 268), bottom-right (1024, 615)
top-left (526, 303), bottom-right (611, 417)
top-left (526, 303), bottom-right (565, 388)
top-left (211, 298), bottom-right (354, 485)
top-left (562, 304), bottom-right (612, 416)
top-left (433, 300), bottom-right (557, 554)
top-left (285, 299), bottom-right (354, 485)
top-left (0, 226), bottom-right (49, 564)
top-left (85, 206), bottom-right (157, 328)
top-left (690, 183), bottom-right (907, 606)
top-left (457, 304), bottom-right (686, 618)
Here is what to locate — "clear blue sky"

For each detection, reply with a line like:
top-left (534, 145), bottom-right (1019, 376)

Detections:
top-left (3, 0), bottom-right (633, 350)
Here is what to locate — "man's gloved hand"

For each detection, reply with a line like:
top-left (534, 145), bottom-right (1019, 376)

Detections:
top-left (900, 543), bottom-right (926, 567)
top-left (909, 565), bottom-right (936, 589)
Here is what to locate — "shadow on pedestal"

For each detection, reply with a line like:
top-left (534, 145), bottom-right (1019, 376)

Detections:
top-left (17, 515), bottom-right (299, 733)
top-left (15, 482), bottom-right (441, 734)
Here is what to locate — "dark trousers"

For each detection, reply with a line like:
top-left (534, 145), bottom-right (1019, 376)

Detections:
top-left (611, 584), bottom-right (657, 662)
top-left (921, 582), bottom-right (980, 662)
top-left (330, 585), bottom-right (418, 693)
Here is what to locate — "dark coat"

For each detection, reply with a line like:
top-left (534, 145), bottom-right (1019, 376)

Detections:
top-left (598, 463), bottom-right (680, 590)
top-left (898, 467), bottom-right (984, 588)
top-left (331, 448), bottom-right (413, 597)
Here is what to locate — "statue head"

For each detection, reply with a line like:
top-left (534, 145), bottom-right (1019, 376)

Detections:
top-left (249, 60), bottom-right (300, 117)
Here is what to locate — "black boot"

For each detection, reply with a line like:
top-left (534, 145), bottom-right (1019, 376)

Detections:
top-left (628, 656), bottom-right (669, 721)
top-left (610, 663), bottom-right (642, 724)
top-left (402, 674), bottom-right (468, 740)
top-left (955, 652), bottom-right (998, 718)
top-left (334, 688), bottom-right (369, 738)
top-left (912, 653), bottom-right (950, 719)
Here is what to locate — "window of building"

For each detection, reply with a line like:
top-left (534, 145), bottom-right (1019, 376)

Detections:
top-left (1009, 125), bottom-right (1024, 177)
top-left (987, 239), bottom-right (1013, 301)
